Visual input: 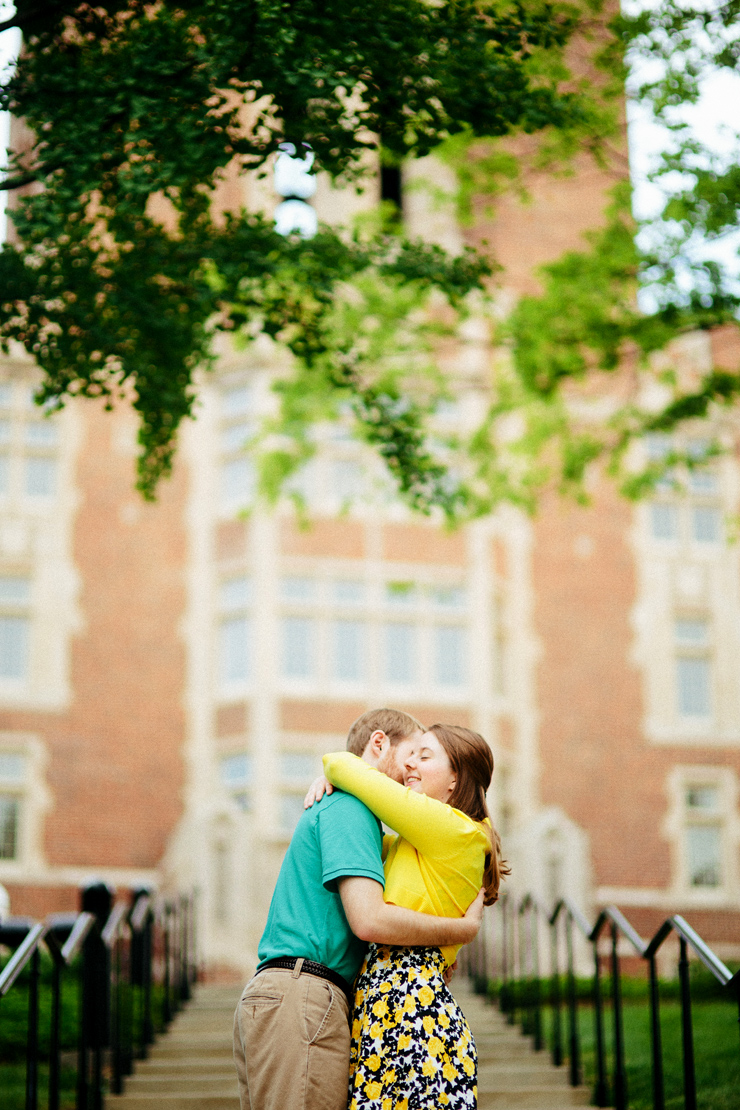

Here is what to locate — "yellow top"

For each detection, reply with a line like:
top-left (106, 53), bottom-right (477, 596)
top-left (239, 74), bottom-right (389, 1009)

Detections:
top-left (322, 752), bottom-right (489, 965)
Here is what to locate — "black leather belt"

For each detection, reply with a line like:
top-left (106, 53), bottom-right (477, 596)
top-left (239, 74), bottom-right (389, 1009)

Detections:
top-left (256, 956), bottom-right (353, 1006)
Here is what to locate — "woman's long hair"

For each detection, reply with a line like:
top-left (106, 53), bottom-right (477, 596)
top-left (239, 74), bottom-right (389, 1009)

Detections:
top-left (428, 724), bottom-right (511, 906)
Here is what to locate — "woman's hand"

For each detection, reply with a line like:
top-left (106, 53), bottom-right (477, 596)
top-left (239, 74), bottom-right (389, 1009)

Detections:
top-left (304, 775), bottom-right (334, 809)
top-left (459, 886), bottom-right (485, 943)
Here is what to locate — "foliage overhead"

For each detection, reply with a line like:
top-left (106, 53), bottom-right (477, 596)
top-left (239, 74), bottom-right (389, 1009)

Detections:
top-left (496, 0), bottom-right (740, 504)
top-left (0, 0), bottom-right (589, 502)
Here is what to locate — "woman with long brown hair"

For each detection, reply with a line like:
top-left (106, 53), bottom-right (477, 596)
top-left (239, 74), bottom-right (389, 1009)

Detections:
top-left (321, 723), bottom-right (509, 1110)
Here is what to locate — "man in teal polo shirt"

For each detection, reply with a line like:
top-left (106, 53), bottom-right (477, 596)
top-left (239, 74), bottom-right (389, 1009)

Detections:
top-left (233, 708), bottom-right (483, 1110)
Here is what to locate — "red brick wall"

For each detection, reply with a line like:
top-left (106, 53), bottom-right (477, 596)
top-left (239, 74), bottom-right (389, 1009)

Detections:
top-left (3, 402), bottom-right (188, 912)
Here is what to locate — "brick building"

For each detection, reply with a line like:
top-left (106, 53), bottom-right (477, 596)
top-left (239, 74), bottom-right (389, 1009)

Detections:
top-left (1, 136), bottom-right (739, 974)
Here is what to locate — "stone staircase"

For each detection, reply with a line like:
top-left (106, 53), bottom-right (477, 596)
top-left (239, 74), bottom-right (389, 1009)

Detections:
top-left (454, 979), bottom-right (593, 1109)
top-left (109, 978), bottom-right (593, 1110)
top-left (108, 984), bottom-right (242, 1110)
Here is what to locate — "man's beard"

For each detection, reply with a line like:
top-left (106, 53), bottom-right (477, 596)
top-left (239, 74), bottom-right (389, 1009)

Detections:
top-left (378, 746), bottom-right (405, 784)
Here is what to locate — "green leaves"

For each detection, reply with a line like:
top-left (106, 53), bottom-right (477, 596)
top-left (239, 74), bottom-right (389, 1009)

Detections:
top-left (0, 0), bottom-right (587, 505)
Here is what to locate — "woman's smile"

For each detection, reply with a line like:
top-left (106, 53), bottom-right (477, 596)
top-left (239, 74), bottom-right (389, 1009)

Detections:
top-left (402, 732), bottom-right (456, 803)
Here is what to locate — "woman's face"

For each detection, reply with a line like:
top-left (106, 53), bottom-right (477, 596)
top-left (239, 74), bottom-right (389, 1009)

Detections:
top-left (401, 731), bottom-right (456, 804)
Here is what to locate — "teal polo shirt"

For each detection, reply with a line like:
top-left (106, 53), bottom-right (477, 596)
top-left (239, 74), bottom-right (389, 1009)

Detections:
top-left (257, 789), bottom-right (385, 983)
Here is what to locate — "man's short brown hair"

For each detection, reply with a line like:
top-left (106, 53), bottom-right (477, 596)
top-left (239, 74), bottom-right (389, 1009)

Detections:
top-left (346, 708), bottom-right (423, 757)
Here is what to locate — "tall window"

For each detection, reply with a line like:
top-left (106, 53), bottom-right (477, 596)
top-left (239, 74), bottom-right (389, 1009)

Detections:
top-left (647, 436), bottom-right (723, 545)
top-left (0, 577), bottom-right (31, 682)
top-left (218, 577), bottom-right (251, 689)
top-left (0, 382), bottom-right (59, 502)
top-left (684, 784), bottom-right (723, 888)
top-left (0, 751), bottom-right (26, 860)
top-left (219, 384), bottom-right (255, 512)
top-left (675, 617), bottom-right (711, 719)
top-left (219, 752), bottom-right (253, 812)
top-left (277, 572), bottom-right (468, 694)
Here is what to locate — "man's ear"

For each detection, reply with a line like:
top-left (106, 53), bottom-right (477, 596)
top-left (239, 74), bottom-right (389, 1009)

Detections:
top-left (369, 729), bottom-right (387, 757)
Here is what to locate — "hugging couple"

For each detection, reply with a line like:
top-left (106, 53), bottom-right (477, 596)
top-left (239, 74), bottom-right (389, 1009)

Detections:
top-left (233, 708), bottom-right (509, 1110)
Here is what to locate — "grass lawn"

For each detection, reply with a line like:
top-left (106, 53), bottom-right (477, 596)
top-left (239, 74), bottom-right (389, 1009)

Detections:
top-left (487, 977), bottom-right (740, 1110)
top-left (1, 1064), bottom-right (77, 1110)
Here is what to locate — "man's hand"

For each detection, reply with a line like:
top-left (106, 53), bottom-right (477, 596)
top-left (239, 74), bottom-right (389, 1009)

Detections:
top-left (443, 959), bottom-right (458, 986)
top-left (458, 887), bottom-right (485, 944)
top-left (304, 775), bottom-right (333, 809)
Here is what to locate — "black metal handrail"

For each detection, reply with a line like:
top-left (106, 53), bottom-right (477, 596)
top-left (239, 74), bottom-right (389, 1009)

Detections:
top-left (0, 883), bottom-right (198, 1110)
top-left (467, 891), bottom-right (740, 1110)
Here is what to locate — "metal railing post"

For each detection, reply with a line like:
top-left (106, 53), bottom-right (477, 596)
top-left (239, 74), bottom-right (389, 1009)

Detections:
top-left (550, 907), bottom-right (563, 1067)
top-left (678, 937), bottom-right (697, 1110)
top-left (24, 945), bottom-right (40, 1110)
top-left (648, 953), bottom-right (665, 1110)
top-left (566, 911), bottom-right (581, 1087)
top-left (531, 902), bottom-right (543, 1051)
top-left (48, 953), bottom-right (63, 1110)
top-left (592, 932), bottom-right (609, 1107)
top-left (610, 920), bottom-right (627, 1110)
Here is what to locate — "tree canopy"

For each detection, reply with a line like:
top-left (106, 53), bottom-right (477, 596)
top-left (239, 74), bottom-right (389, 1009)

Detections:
top-left (1, 0), bottom-right (736, 514)
top-left (0, 0), bottom-right (588, 502)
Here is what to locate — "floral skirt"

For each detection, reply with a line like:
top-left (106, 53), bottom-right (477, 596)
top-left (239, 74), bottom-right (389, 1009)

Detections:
top-left (348, 944), bottom-right (477, 1110)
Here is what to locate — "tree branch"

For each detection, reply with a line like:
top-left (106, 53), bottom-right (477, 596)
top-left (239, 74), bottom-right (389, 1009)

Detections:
top-left (0, 170), bottom-right (40, 191)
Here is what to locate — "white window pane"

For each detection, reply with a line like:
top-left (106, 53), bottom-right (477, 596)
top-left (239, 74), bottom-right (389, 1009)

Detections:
top-left (0, 384), bottom-right (12, 407)
top-left (686, 786), bottom-right (718, 811)
top-left (333, 459), bottom-right (364, 501)
top-left (0, 617), bottom-right (29, 679)
top-left (0, 754), bottom-right (26, 782)
top-left (222, 386), bottom-right (253, 416)
top-left (332, 620), bottom-right (365, 681)
top-left (435, 625), bottom-right (467, 687)
top-left (0, 795), bottom-right (19, 860)
top-left (0, 577), bottom-right (30, 604)
top-left (0, 455), bottom-right (8, 494)
top-left (692, 506), bottom-right (721, 543)
top-left (386, 582), bottom-right (417, 606)
top-left (688, 471), bottom-right (718, 495)
top-left (221, 423), bottom-right (254, 452)
top-left (280, 793), bottom-right (306, 833)
top-left (26, 457), bottom-right (56, 497)
top-left (219, 578), bottom-right (251, 611)
top-left (430, 586), bottom-right (466, 609)
top-left (25, 422), bottom-right (57, 447)
top-left (281, 577), bottom-right (315, 602)
top-left (650, 503), bottom-right (678, 539)
top-left (332, 580), bottom-right (365, 605)
top-left (384, 623), bottom-right (416, 684)
top-left (221, 458), bottom-right (255, 505)
top-left (675, 619), bottom-right (708, 647)
top-left (280, 753), bottom-right (318, 783)
top-left (282, 617), bottom-right (315, 678)
top-left (677, 657), bottom-right (711, 717)
top-left (219, 617), bottom-right (250, 683)
top-left (0, 421), bottom-right (11, 445)
top-left (646, 433), bottom-right (672, 461)
top-left (220, 753), bottom-right (252, 788)
top-left (686, 824), bottom-right (721, 887)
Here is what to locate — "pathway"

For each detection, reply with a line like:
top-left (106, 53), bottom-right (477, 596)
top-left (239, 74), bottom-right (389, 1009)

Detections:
top-left (454, 979), bottom-right (594, 1109)
top-left (109, 978), bottom-right (594, 1109)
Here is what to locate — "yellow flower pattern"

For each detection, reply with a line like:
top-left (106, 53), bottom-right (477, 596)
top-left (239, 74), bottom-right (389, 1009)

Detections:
top-left (348, 945), bottom-right (477, 1110)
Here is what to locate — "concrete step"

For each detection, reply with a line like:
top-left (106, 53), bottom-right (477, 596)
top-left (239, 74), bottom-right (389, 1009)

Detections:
top-left (476, 1086), bottom-right (591, 1107)
top-left (452, 981), bottom-right (597, 1110)
top-left (110, 1099), bottom-right (239, 1110)
top-left (136, 1058), bottom-right (237, 1075)
top-left (126, 1076), bottom-right (239, 1095)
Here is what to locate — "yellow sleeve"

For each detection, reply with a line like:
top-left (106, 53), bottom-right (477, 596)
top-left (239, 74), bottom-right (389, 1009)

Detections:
top-left (323, 752), bottom-right (478, 860)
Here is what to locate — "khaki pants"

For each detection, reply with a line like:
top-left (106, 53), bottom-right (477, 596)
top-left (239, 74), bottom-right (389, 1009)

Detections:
top-left (233, 963), bottom-right (351, 1110)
